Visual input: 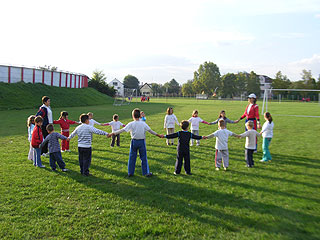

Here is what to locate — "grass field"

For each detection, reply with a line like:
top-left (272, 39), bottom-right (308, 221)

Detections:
top-left (0, 98), bottom-right (320, 239)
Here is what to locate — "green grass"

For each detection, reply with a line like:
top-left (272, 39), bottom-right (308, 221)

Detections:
top-left (0, 98), bottom-right (320, 239)
top-left (0, 82), bottom-right (113, 110)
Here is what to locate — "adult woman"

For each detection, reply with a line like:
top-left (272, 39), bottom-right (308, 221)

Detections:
top-left (36, 96), bottom-right (53, 156)
top-left (237, 93), bottom-right (261, 150)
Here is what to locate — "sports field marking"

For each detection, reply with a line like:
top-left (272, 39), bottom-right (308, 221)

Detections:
top-left (273, 114), bottom-right (320, 118)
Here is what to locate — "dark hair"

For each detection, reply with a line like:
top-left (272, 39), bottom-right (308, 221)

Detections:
top-left (265, 112), bottom-right (273, 123)
top-left (80, 114), bottom-right (89, 123)
top-left (46, 124), bottom-right (54, 132)
top-left (180, 120), bottom-right (189, 130)
top-left (218, 119), bottom-right (225, 127)
top-left (42, 96), bottom-right (50, 104)
top-left (132, 108), bottom-right (140, 119)
top-left (218, 110), bottom-right (226, 119)
top-left (192, 110), bottom-right (198, 117)
top-left (59, 111), bottom-right (68, 120)
top-left (113, 114), bottom-right (119, 120)
top-left (27, 115), bottom-right (35, 127)
top-left (167, 107), bottom-right (173, 115)
top-left (34, 116), bottom-right (43, 123)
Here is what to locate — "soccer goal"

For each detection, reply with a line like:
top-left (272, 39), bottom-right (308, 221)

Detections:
top-left (261, 88), bottom-right (320, 117)
top-left (113, 88), bottom-right (136, 106)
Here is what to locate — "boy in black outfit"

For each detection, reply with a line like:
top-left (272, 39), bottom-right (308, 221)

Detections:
top-left (165, 120), bottom-right (205, 175)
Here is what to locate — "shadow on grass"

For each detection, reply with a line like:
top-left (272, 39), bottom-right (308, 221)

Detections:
top-left (57, 155), bottom-right (319, 239)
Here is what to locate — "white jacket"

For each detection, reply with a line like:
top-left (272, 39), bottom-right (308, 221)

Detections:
top-left (164, 114), bottom-right (179, 128)
top-left (261, 121), bottom-right (274, 138)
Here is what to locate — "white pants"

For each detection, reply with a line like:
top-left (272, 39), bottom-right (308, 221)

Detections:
top-left (215, 149), bottom-right (229, 168)
top-left (28, 142), bottom-right (34, 160)
top-left (191, 130), bottom-right (200, 145)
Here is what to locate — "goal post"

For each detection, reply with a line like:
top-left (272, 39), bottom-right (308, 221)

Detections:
top-left (261, 88), bottom-right (320, 115)
top-left (113, 88), bottom-right (136, 106)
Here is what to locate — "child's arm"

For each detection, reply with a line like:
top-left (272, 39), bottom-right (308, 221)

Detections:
top-left (238, 132), bottom-right (249, 138)
top-left (165, 132), bottom-right (179, 139)
top-left (174, 115), bottom-right (179, 125)
top-left (191, 133), bottom-right (202, 140)
top-left (201, 121), bottom-right (209, 124)
top-left (208, 119), bottom-right (218, 125)
top-left (226, 118), bottom-right (237, 124)
top-left (164, 115), bottom-right (167, 129)
top-left (206, 131), bottom-right (218, 139)
top-left (68, 128), bottom-right (78, 140)
top-left (57, 133), bottom-right (68, 140)
top-left (67, 119), bottom-right (78, 125)
top-left (39, 135), bottom-right (49, 149)
top-left (90, 126), bottom-right (109, 136)
top-left (53, 119), bottom-right (61, 124)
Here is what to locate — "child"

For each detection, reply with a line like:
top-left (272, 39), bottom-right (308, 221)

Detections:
top-left (260, 112), bottom-right (274, 162)
top-left (205, 119), bottom-right (239, 171)
top-left (103, 114), bottom-right (125, 147)
top-left (112, 108), bottom-right (162, 177)
top-left (164, 107), bottom-right (179, 145)
top-left (27, 115), bottom-right (35, 161)
top-left (165, 120), bottom-right (203, 175)
top-left (88, 112), bottom-right (105, 126)
top-left (39, 124), bottom-right (68, 171)
top-left (53, 111), bottom-right (79, 152)
top-left (31, 116), bottom-right (45, 168)
top-left (140, 111), bottom-right (146, 121)
top-left (188, 110), bottom-right (208, 146)
top-left (239, 121), bottom-right (261, 167)
top-left (68, 114), bottom-right (110, 176)
top-left (209, 110), bottom-right (239, 128)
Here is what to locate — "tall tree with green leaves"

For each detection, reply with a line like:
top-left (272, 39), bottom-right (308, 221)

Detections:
top-left (221, 73), bottom-right (237, 98)
top-left (247, 71), bottom-right (261, 97)
top-left (301, 69), bottom-right (316, 89)
top-left (181, 80), bottom-right (194, 96)
top-left (193, 61), bottom-right (220, 95)
top-left (123, 75), bottom-right (140, 90)
top-left (88, 70), bottom-right (115, 97)
top-left (272, 71), bottom-right (291, 97)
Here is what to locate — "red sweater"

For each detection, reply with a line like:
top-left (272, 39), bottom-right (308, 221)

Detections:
top-left (31, 125), bottom-right (43, 148)
top-left (240, 104), bottom-right (260, 121)
top-left (53, 119), bottom-right (77, 131)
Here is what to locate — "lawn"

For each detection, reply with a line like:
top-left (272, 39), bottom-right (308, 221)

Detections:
top-left (0, 98), bottom-right (319, 239)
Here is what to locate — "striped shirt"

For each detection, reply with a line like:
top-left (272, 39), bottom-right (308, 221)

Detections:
top-left (69, 124), bottom-right (108, 148)
top-left (40, 132), bottom-right (67, 153)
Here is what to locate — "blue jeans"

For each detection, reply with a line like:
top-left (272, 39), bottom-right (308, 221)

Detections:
top-left (78, 147), bottom-right (92, 175)
top-left (262, 138), bottom-right (272, 161)
top-left (33, 147), bottom-right (43, 167)
top-left (49, 152), bottom-right (66, 170)
top-left (128, 139), bottom-right (150, 175)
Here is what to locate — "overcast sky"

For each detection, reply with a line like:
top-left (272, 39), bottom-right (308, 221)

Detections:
top-left (1, 0), bottom-right (320, 84)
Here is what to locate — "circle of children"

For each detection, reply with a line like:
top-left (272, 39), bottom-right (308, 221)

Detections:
top-left (27, 94), bottom-right (274, 177)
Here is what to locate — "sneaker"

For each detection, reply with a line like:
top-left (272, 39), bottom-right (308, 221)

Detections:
top-left (190, 143), bottom-right (194, 146)
top-left (145, 172), bottom-right (153, 177)
top-left (171, 143), bottom-right (174, 145)
top-left (110, 146), bottom-right (114, 148)
top-left (61, 150), bottom-right (65, 153)
top-left (127, 174), bottom-right (134, 177)
top-left (61, 168), bottom-right (69, 172)
top-left (215, 167), bottom-right (220, 171)
top-left (38, 165), bottom-right (46, 168)
top-left (173, 171), bottom-right (179, 175)
top-left (186, 172), bottom-right (192, 175)
top-left (196, 143), bottom-right (200, 146)
top-left (224, 167), bottom-right (227, 171)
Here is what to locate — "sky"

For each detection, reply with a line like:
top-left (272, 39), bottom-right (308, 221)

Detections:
top-left (1, 0), bottom-right (320, 84)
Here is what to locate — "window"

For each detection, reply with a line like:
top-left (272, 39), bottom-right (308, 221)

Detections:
top-left (113, 82), bottom-right (118, 86)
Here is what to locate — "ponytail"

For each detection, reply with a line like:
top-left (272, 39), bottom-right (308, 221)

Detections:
top-left (265, 112), bottom-right (272, 123)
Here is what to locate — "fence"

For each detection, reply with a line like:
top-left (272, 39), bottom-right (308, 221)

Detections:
top-left (0, 64), bottom-right (88, 88)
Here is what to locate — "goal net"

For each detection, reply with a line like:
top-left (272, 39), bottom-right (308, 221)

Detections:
top-left (113, 88), bottom-right (136, 106)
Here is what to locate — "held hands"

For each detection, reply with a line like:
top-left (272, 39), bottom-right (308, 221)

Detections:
top-left (107, 133), bottom-right (113, 138)
top-left (157, 134), bottom-right (164, 138)
top-left (66, 138), bottom-right (70, 142)
top-left (234, 120), bottom-right (240, 123)
top-left (202, 136), bottom-right (208, 140)
top-left (257, 123), bottom-right (261, 129)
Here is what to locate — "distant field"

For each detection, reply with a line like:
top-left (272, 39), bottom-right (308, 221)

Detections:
top-left (0, 98), bottom-right (319, 239)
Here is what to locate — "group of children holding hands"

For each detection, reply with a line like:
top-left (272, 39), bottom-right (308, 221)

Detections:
top-left (27, 103), bottom-right (274, 177)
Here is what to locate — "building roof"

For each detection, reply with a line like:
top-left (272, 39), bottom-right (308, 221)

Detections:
top-left (108, 78), bottom-right (123, 85)
top-left (140, 83), bottom-right (152, 90)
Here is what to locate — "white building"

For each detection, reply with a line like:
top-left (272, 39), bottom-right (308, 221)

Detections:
top-left (259, 75), bottom-right (273, 98)
top-left (108, 78), bottom-right (124, 97)
top-left (140, 83), bottom-right (153, 96)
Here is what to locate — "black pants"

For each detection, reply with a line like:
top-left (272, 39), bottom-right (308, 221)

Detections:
top-left (78, 147), bottom-right (92, 175)
top-left (41, 125), bottom-right (49, 154)
top-left (111, 134), bottom-right (120, 147)
top-left (175, 151), bottom-right (190, 174)
top-left (245, 149), bottom-right (254, 167)
top-left (49, 152), bottom-right (65, 170)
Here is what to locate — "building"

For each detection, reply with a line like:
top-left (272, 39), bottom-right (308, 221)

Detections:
top-left (259, 75), bottom-right (273, 98)
top-left (0, 64), bottom-right (88, 88)
top-left (140, 83), bottom-right (153, 96)
top-left (108, 78), bottom-right (124, 97)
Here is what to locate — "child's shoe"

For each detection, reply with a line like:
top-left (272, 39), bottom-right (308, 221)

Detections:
top-left (145, 172), bottom-right (153, 177)
top-left (215, 167), bottom-right (220, 171)
top-left (224, 167), bottom-right (227, 171)
top-left (61, 150), bottom-right (65, 153)
top-left (186, 172), bottom-right (192, 175)
top-left (38, 165), bottom-right (46, 168)
top-left (196, 143), bottom-right (200, 146)
top-left (61, 168), bottom-right (69, 172)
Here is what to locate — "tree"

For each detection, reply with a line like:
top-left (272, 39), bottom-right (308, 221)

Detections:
top-left (123, 75), bottom-right (139, 90)
top-left (301, 69), bottom-right (316, 89)
top-left (88, 70), bottom-right (116, 97)
top-left (151, 83), bottom-right (163, 95)
top-left (221, 73), bottom-right (237, 98)
top-left (193, 61), bottom-right (220, 95)
top-left (181, 80), bottom-right (194, 96)
top-left (235, 72), bottom-right (248, 96)
top-left (272, 71), bottom-right (291, 97)
top-left (39, 65), bottom-right (58, 71)
top-left (247, 71), bottom-right (261, 98)
top-left (167, 78), bottom-right (180, 94)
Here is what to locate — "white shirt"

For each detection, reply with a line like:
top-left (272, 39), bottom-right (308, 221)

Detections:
top-left (164, 114), bottom-right (179, 128)
top-left (89, 119), bottom-right (101, 126)
top-left (239, 129), bottom-right (260, 149)
top-left (42, 104), bottom-right (53, 123)
top-left (207, 129), bottom-right (235, 150)
top-left (188, 117), bottom-right (203, 131)
top-left (261, 121), bottom-right (274, 138)
top-left (247, 104), bottom-right (253, 115)
top-left (69, 124), bottom-right (108, 148)
top-left (114, 120), bottom-right (156, 140)
top-left (108, 121), bottom-right (124, 133)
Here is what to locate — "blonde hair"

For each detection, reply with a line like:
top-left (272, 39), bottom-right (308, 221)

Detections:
top-left (246, 120), bottom-right (254, 128)
top-left (218, 119), bottom-right (225, 127)
top-left (192, 110), bottom-right (198, 117)
top-left (27, 115), bottom-right (35, 127)
top-left (87, 112), bottom-right (93, 117)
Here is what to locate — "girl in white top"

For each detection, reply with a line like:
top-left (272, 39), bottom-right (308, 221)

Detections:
top-left (260, 112), bottom-right (274, 162)
top-left (188, 110), bottom-right (208, 146)
top-left (103, 114), bottom-right (126, 147)
top-left (27, 115), bottom-right (36, 161)
top-left (164, 107), bottom-right (179, 145)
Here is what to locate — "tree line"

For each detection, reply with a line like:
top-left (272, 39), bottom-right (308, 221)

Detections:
top-left (88, 61), bottom-right (320, 99)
